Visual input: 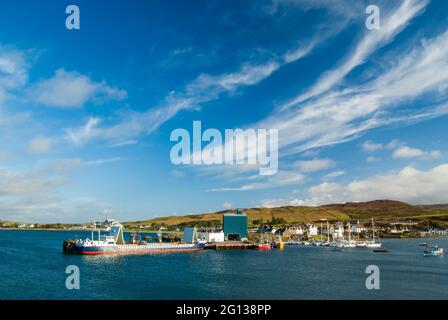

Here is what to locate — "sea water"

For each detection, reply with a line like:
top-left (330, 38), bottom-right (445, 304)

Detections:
top-left (0, 230), bottom-right (447, 300)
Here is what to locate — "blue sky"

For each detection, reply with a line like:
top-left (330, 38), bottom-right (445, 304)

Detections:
top-left (0, 0), bottom-right (447, 222)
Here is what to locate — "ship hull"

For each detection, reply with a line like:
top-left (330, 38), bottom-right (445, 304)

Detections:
top-left (69, 243), bottom-right (205, 255)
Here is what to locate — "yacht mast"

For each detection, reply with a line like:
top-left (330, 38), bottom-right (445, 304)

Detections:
top-left (348, 221), bottom-right (351, 242)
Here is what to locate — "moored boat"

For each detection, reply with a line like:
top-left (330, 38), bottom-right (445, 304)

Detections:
top-left (63, 222), bottom-right (205, 255)
top-left (344, 240), bottom-right (357, 248)
top-left (366, 241), bottom-right (382, 248)
top-left (333, 244), bottom-right (344, 252)
top-left (366, 218), bottom-right (382, 248)
top-left (373, 248), bottom-right (390, 253)
top-left (356, 241), bottom-right (367, 248)
top-left (256, 243), bottom-right (272, 250)
top-left (423, 245), bottom-right (444, 257)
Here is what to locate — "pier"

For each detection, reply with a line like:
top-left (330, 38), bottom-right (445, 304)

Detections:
top-left (205, 242), bottom-right (256, 250)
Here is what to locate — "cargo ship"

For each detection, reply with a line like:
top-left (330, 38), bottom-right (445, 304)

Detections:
top-left (63, 222), bottom-right (205, 255)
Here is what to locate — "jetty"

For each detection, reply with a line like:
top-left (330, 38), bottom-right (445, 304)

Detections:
top-left (205, 242), bottom-right (256, 250)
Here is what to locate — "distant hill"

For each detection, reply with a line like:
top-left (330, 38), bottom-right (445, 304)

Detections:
top-left (126, 200), bottom-right (448, 228)
top-left (3, 200), bottom-right (448, 229)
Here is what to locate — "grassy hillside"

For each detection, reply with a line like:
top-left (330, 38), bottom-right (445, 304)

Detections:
top-left (125, 200), bottom-right (448, 228)
top-left (3, 200), bottom-right (448, 230)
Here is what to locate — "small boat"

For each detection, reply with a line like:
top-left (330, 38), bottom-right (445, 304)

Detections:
top-left (311, 240), bottom-right (322, 247)
top-left (423, 245), bottom-right (444, 256)
top-left (366, 218), bottom-right (382, 248)
top-left (344, 240), bottom-right (357, 248)
top-left (345, 222), bottom-right (357, 248)
top-left (366, 242), bottom-right (382, 248)
top-left (356, 241), bottom-right (367, 248)
top-left (256, 243), bottom-right (271, 251)
top-left (418, 242), bottom-right (428, 247)
top-left (373, 248), bottom-right (390, 253)
top-left (320, 241), bottom-right (330, 247)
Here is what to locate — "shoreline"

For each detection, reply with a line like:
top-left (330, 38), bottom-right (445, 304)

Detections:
top-left (0, 228), bottom-right (178, 233)
top-left (1, 228), bottom-right (447, 239)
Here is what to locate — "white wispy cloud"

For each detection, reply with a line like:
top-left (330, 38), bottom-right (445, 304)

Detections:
top-left (83, 157), bottom-right (127, 166)
top-left (280, 0), bottom-right (429, 109)
top-left (0, 157), bottom-right (129, 222)
top-left (170, 169), bottom-right (186, 178)
top-left (222, 202), bottom-right (233, 209)
top-left (257, 26), bottom-right (448, 158)
top-left (28, 69), bottom-right (126, 108)
top-left (366, 156), bottom-right (380, 163)
top-left (0, 46), bottom-right (29, 90)
top-left (392, 145), bottom-right (442, 159)
top-left (294, 158), bottom-right (334, 172)
top-left (0, 158), bottom-right (82, 220)
top-left (307, 163), bottom-right (448, 205)
top-left (324, 170), bottom-right (345, 180)
top-left (283, 40), bottom-right (318, 64)
top-left (207, 170), bottom-right (305, 192)
top-left (260, 163), bottom-right (448, 206)
top-left (259, 197), bottom-right (308, 208)
top-left (170, 20), bottom-right (448, 192)
top-left (109, 140), bottom-right (139, 148)
top-left (264, 0), bottom-right (366, 19)
top-left (64, 26), bottom-right (328, 146)
top-left (64, 62), bottom-right (280, 145)
top-left (27, 136), bottom-right (53, 154)
top-left (361, 140), bottom-right (383, 152)
top-left (0, 46), bottom-right (32, 129)
top-left (65, 117), bottom-right (101, 145)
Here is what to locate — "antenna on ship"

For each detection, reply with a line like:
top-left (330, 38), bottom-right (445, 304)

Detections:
top-left (98, 218), bottom-right (101, 241)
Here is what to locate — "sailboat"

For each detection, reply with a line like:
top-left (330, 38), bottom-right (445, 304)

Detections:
top-left (313, 222), bottom-right (323, 246)
top-left (256, 233), bottom-right (271, 250)
top-left (321, 221), bottom-right (330, 247)
top-left (366, 217), bottom-right (382, 248)
top-left (345, 221), bottom-right (357, 248)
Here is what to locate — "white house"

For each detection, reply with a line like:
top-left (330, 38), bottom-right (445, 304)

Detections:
top-left (307, 224), bottom-right (318, 236)
top-left (198, 231), bottom-right (225, 243)
top-left (351, 224), bottom-right (366, 234)
top-left (289, 226), bottom-right (304, 236)
top-left (330, 224), bottom-right (344, 239)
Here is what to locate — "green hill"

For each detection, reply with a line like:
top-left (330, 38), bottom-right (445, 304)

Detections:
top-left (125, 200), bottom-right (448, 228)
top-left (3, 200), bottom-right (448, 230)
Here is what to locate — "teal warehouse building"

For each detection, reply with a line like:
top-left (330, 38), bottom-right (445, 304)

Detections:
top-left (223, 209), bottom-right (248, 241)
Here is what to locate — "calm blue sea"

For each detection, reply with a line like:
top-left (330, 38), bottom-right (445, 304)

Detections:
top-left (0, 230), bottom-right (447, 300)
